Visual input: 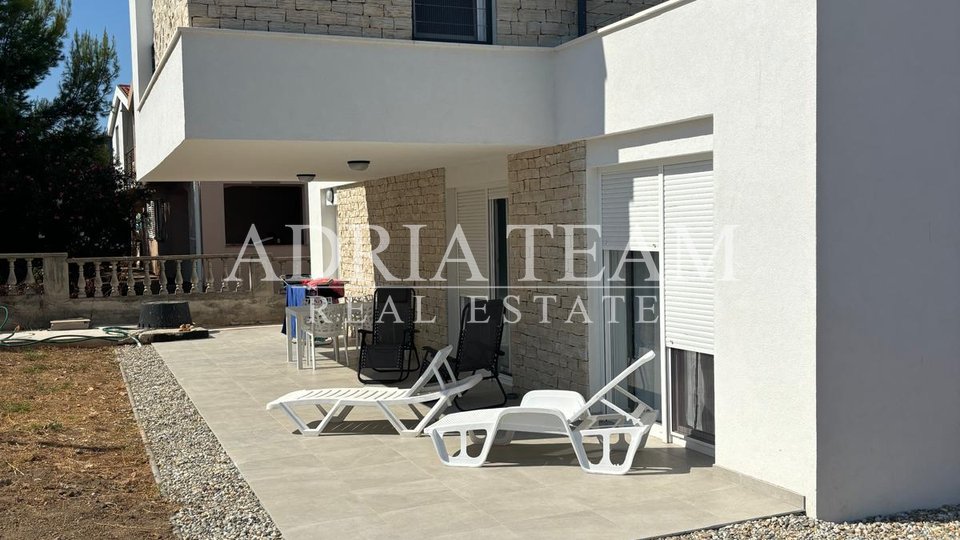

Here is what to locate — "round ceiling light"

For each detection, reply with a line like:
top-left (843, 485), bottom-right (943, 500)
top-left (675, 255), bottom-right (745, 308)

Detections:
top-left (347, 160), bottom-right (370, 171)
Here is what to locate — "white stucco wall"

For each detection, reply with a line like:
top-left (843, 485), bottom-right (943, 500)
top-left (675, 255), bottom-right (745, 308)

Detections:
top-left (562, 0), bottom-right (820, 511)
top-left (135, 39), bottom-right (186, 180)
top-left (815, 0), bottom-right (960, 521)
top-left (307, 182), bottom-right (341, 278)
top-left (136, 29), bottom-right (553, 182)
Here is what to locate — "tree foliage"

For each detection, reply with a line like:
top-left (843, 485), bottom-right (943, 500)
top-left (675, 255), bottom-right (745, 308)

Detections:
top-left (0, 0), bottom-right (149, 256)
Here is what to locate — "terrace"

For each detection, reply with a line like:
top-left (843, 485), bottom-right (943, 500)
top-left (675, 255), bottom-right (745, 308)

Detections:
top-left (150, 325), bottom-right (801, 539)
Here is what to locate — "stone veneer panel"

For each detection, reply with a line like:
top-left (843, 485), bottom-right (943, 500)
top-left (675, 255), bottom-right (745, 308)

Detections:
top-left (153, 0), bottom-right (190, 63)
top-left (177, 0), bottom-right (413, 41)
top-left (507, 141), bottom-right (589, 394)
top-left (336, 169), bottom-right (447, 351)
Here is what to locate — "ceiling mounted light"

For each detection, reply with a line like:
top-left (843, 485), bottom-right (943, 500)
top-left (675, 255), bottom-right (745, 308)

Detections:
top-left (347, 160), bottom-right (370, 171)
top-left (296, 173), bottom-right (316, 182)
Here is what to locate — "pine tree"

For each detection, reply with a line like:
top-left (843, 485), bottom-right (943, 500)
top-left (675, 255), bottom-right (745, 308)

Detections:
top-left (0, 0), bottom-right (148, 256)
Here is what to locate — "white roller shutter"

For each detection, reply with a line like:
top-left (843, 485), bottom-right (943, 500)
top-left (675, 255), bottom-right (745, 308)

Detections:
top-left (663, 161), bottom-right (714, 354)
top-left (601, 168), bottom-right (661, 251)
top-left (454, 188), bottom-right (489, 297)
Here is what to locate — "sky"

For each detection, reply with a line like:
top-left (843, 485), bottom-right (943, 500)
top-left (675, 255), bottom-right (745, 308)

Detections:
top-left (30, 0), bottom-right (133, 121)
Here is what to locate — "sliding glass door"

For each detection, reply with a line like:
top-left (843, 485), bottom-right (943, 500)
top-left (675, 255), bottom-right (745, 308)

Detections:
top-left (604, 250), bottom-right (661, 420)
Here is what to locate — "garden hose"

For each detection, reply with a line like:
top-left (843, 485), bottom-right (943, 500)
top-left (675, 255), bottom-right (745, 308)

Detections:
top-left (0, 305), bottom-right (141, 348)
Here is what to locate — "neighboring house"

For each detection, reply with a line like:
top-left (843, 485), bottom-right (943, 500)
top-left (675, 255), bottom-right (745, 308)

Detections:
top-left (126, 0), bottom-right (960, 524)
top-left (109, 83), bottom-right (312, 266)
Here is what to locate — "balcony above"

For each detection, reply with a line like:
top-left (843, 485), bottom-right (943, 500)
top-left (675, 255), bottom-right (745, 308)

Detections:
top-left (135, 28), bottom-right (556, 182)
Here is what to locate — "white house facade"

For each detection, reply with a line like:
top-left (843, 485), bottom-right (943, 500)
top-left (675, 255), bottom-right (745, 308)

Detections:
top-left (126, 0), bottom-right (960, 522)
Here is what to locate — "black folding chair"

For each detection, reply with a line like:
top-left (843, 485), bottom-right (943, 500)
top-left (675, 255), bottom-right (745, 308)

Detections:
top-left (357, 287), bottom-right (420, 384)
top-left (423, 298), bottom-right (507, 410)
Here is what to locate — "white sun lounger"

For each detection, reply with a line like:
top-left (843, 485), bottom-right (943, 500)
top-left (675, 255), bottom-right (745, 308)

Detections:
top-left (425, 350), bottom-right (658, 474)
top-left (267, 345), bottom-right (482, 437)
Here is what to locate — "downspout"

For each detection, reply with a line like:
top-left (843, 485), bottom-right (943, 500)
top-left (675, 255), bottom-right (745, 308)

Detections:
top-left (577, 0), bottom-right (586, 36)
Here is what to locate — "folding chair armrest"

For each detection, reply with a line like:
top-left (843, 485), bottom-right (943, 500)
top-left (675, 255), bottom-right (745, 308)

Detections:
top-left (357, 328), bottom-right (373, 345)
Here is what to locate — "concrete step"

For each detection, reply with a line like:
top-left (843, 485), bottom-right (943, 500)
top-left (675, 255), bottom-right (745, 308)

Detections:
top-left (49, 318), bottom-right (91, 331)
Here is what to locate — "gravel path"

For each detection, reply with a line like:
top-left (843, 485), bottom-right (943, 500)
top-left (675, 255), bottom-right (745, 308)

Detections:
top-left (666, 505), bottom-right (960, 539)
top-left (118, 345), bottom-right (282, 540)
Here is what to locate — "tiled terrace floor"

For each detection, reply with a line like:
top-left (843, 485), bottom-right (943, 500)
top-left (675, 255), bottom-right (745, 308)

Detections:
top-left (152, 326), bottom-right (802, 539)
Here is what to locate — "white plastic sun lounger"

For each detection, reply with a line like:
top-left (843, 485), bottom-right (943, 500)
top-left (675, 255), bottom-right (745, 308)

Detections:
top-left (267, 345), bottom-right (482, 437)
top-left (425, 350), bottom-right (658, 474)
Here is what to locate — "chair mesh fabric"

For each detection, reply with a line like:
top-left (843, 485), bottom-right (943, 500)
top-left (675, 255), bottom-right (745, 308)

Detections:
top-left (454, 299), bottom-right (505, 373)
top-left (360, 287), bottom-right (417, 371)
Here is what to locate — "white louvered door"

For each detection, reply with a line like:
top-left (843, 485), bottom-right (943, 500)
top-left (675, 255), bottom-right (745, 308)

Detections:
top-left (601, 168), bottom-right (661, 252)
top-left (663, 161), bottom-right (714, 355)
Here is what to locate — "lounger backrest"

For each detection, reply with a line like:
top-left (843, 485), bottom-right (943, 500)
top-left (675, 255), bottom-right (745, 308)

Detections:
top-left (405, 345), bottom-right (455, 397)
top-left (570, 350), bottom-right (657, 420)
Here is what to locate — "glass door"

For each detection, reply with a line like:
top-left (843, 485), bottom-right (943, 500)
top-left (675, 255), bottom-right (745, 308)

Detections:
top-left (604, 250), bottom-right (662, 420)
top-left (489, 197), bottom-right (510, 375)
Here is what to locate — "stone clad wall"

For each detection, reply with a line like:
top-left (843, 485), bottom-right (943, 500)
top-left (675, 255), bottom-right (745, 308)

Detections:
top-left (153, 0), bottom-right (190, 63)
top-left (182, 0), bottom-right (413, 38)
top-left (507, 141), bottom-right (589, 394)
top-left (496, 0), bottom-right (667, 46)
top-left (584, 0), bottom-right (666, 33)
top-left (495, 0), bottom-right (578, 47)
top-left (336, 169), bottom-right (447, 351)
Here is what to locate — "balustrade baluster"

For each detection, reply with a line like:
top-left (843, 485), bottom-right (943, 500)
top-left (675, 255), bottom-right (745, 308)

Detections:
top-left (6, 258), bottom-right (17, 291)
top-left (220, 258), bottom-right (229, 292)
top-left (125, 261), bottom-right (135, 296)
top-left (189, 259), bottom-right (200, 293)
top-left (204, 259), bottom-right (214, 293)
top-left (110, 262), bottom-right (120, 296)
top-left (174, 260), bottom-right (184, 294)
top-left (146, 259), bottom-right (155, 295)
top-left (158, 260), bottom-right (168, 294)
top-left (93, 261), bottom-right (102, 297)
top-left (24, 258), bottom-right (36, 292)
top-left (75, 262), bottom-right (84, 298)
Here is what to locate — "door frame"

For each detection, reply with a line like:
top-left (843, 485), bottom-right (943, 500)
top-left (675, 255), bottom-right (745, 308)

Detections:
top-left (588, 156), bottom-right (715, 454)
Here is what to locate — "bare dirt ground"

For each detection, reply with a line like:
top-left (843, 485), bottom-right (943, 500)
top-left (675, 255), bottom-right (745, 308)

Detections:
top-left (0, 346), bottom-right (175, 539)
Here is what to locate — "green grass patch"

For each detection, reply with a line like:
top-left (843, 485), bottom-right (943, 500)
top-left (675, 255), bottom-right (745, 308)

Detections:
top-left (22, 350), bottom-right (45, 361)
top-left (29, 421), bottom-right (64, 433)
top-left (0, 401), bottom-right (32, 414)
top-left (21, 364), bottom-right (49, 374)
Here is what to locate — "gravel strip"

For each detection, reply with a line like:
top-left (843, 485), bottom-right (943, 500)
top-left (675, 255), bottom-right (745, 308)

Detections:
top-left (118, 345), bottom-right (282, 540)
top-left (664, 504), bottom-right (960, 539)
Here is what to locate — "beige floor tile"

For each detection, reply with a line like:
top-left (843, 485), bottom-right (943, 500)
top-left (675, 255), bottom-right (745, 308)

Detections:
top-left (151, 326), bottom-right (804, 540)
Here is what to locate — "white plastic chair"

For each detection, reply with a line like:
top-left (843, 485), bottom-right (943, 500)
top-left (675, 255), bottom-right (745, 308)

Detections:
top-left (343, 300), bottom-right (373, 362)
top-left (267, 345), bottom-right (483, 437)
top-left (426, 350), bottom-right (658, 475)
top-left (301, 300), bottom-right (346, 369)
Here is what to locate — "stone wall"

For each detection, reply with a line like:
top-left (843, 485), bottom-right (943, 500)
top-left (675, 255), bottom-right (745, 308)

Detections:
top-left (507, 141), bottom-right (589, 394)
top-left (153, 0), bottom-right (189, 63)
top-left (182, 0), bottom-right (413, 39)
top-left (336, 169), bottom-right (447, 351)
top-left (584, 0), bottom-right (666, 33)
top-left (496, 0), bottom-right (667, 46)
top-left (496, 0), bottom-right (578, 47)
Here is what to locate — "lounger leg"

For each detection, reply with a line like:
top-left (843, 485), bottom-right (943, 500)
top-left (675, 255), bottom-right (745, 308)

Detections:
top-left (376, 401), bottom-right (408, 435)
top-left (432, 426), bottom-right (498, 467)
top-left (407, 397), bottom-right (449, 437)
top-left (570, 426), bottom-right (647, 475)
top-left (298, 400), bottom-right (346, 436)
top-left (277, 403), bottom-right (311, 434)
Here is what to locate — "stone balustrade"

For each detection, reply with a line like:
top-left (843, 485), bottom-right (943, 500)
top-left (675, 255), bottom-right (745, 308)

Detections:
top-left (1, 252), bottom-right (310, 300)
